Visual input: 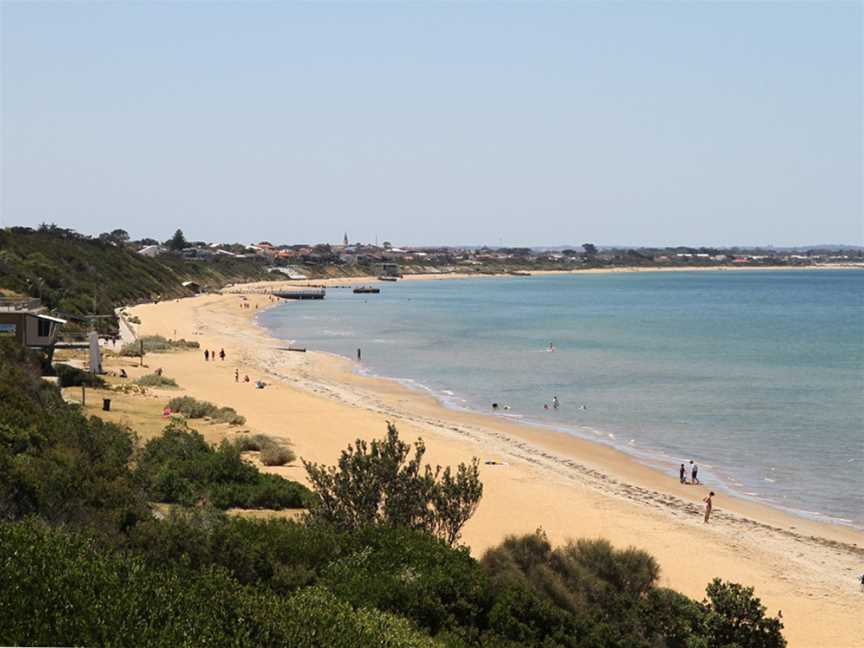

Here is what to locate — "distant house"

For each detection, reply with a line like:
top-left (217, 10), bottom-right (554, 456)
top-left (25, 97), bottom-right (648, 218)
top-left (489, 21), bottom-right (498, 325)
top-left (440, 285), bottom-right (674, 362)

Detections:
top-left (0, 311), bottom-right (66, 360)
top-left (181, 281), bottom-right (202, 293)
top-left (138, 245), bottom-right (166, 257)
top-left (375, 262), bottom-right (401, 277)
top-left (268, 267), bottom-right (307, 280)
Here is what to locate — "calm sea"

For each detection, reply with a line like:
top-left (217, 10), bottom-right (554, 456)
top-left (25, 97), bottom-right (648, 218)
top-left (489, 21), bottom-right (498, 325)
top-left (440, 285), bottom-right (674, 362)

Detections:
top-left (260, 270), bottom-right (864, 527)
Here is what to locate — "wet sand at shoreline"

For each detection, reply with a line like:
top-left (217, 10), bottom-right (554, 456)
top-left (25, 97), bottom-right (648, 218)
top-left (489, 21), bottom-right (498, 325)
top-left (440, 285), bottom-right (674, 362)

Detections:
top-left (123, 287), bottom-right (863, 648)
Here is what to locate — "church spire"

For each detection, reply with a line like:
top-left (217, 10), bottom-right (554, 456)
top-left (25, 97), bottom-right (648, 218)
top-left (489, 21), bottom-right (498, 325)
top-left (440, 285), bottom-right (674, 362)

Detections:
top-left (343, 232), bottom-right (349, 246)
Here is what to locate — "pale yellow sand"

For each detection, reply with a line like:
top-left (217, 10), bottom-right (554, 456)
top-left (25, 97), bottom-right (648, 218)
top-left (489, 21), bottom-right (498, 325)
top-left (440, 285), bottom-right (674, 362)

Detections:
top-left (124, 291), bottom-right (863, 648)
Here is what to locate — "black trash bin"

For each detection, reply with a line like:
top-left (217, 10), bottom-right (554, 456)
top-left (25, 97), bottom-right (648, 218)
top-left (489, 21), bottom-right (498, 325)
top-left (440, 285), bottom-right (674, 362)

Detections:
top-left (102, 398), bottom-right (111, 412)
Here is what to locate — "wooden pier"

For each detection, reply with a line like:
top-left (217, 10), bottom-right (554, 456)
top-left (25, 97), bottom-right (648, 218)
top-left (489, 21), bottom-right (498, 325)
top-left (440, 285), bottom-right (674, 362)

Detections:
top-left (274, 288), bottom-right (326, 300)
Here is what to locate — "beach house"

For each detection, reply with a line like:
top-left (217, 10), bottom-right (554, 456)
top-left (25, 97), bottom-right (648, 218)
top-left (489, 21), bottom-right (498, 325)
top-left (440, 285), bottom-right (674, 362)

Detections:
top-left (0, 311), bottom-right (66, 358)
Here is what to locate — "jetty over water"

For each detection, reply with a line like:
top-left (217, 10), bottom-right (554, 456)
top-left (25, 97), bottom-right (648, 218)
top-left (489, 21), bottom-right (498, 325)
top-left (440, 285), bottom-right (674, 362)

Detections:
top-left (273, 288), bottom-right (326, 300)
top-left (221, 285), bottom-right (326, 300)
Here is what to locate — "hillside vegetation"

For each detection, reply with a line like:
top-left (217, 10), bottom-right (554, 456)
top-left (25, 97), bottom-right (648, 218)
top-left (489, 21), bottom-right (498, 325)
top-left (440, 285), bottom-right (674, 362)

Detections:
top-left (0, 338), bottom-right (785, 647)
top-left (0, 226), bottom-right (274, 317)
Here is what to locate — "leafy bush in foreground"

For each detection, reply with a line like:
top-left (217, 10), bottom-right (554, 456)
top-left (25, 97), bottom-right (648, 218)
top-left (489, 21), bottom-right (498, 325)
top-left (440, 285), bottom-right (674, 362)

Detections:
top-left (304, 422), bottom-right (482, 546)
top-left (700, 578), bottom-right (786, 648)
top-left (0, 520), bottom-right (438, 648)
top-left (0, 340), bottom-right (145, 533)
top-left (167, 395), bottom-right (245, 425)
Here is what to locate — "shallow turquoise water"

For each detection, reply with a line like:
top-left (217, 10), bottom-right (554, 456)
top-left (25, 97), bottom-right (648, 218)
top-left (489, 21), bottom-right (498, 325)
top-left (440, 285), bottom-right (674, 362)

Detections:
top-left (260, 270), bottom-right (864, 527)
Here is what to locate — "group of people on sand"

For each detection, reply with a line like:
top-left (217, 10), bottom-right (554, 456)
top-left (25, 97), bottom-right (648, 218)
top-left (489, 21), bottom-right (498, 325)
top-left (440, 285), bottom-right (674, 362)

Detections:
top-left (202, 347), bottom-right (267, 389)
top-left (679, 460), bottom-right (715, 523)
top-left (204, 348), bottom-right (226, 362)
top-left (233, 367), bottom-right (266, 389)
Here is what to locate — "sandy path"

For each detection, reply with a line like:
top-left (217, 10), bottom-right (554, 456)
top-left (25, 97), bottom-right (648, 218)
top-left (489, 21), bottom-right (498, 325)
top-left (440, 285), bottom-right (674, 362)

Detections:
top-left (126, 292), bottom-right (863, 648)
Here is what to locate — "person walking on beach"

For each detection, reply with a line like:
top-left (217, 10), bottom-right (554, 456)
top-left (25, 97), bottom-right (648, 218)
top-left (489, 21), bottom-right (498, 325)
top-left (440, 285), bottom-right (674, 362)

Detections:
top-left (204, 349), bottom-right (209, 362)
top-left (219, 348), bottom-right (226, 361)
top-left (234, 368), bottom-right (239, 383)
top-left (679, 464), bottom-right (687, 484)
top-left (703, 491), bottom-right (715, 523)
top-left (690, 460), bottom-right (700, 485)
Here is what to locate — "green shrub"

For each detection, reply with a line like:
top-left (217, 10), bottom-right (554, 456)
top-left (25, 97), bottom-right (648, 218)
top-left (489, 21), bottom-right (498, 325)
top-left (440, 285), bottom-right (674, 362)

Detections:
top-left (233, 434), bottom-right (295, 466)
top-left (700, 578), bottom-right (786, 648)
top-left (233, 433), bottom-right (272, 452)
top-left (0, 520), bottom-right (439, 648)
top-left (0, 341), bottom-right (145, 532)
top-left (134, 423), bottom-right (310, 510)
top-left (215, 406), bottom-right (246, 425)
top-left (304, 422), bottom-right (482, 546)
top-left (260, 444), bottom-right (296, 466)
top-left (134, 373), bottom-right (179, 388)
top-left (209, 475), bottom-right (310, 509)
top-left (54, 363), bottom-right (106, 388)
top-left (167, 396), bottom-right (245, 425)
top-left (120, 335), bottom-right (200, 356)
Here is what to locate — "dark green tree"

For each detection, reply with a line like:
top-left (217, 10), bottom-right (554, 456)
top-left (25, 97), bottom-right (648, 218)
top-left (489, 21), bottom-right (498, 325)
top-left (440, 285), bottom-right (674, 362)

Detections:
top-left (167, 229), bottom-right (188, 251)
top-left (582, 243), bottom-right (598, 257)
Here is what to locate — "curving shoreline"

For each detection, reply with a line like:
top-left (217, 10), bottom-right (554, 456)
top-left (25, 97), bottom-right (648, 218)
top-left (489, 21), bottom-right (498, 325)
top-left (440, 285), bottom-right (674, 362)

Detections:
top-left (126, 288), bottom-right (863, 648)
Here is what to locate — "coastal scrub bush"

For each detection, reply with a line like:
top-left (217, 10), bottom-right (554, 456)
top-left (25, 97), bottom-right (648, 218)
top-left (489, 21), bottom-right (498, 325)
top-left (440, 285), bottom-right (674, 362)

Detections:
top-left (233, 433), bottom-right (274, 452)
top-left (134, 422), bottom-right (310, 510)
top-left (167, 395), bottom-right (245, 425)
top-left (0, 519), bottom-right (439, 648)
top-left (481, 531), bottom-right (665, 645)
top-left (54, 363), bottom-right (106, 388)
top-left (120, 335), bottom-right (200, 356)
top-left (233, 434), bottom-right (296, 465)
top-left (260, 444), bottom-right (296, 466)
top-left (699, 578), bottom-right (786, 648)
top-left (209, 474), bottom-right (309, 509)
top-left (215, 406), bottom-right (246, 425)
top-left (0, 340), bottom-right (146, 532)
top-left (304, 422), bottom-right (483, 546)
top-left (134, 372), bottom-right (179, 388)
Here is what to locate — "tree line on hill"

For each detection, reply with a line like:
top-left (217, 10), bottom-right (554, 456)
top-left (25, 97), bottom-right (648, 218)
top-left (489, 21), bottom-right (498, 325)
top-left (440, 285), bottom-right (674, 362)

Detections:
top-left (0, 337), bottom-right (786, 647)
top-left (0, 225), bottom-right (275, 321)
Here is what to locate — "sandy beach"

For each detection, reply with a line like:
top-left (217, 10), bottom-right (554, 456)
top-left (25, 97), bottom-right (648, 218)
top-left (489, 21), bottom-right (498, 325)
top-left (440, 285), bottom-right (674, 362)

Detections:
top-left (118, 288), bottom-right (863, 648)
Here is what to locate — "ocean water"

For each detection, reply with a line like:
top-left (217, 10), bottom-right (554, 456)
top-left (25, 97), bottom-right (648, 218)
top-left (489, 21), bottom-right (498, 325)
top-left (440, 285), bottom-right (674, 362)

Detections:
top-left (260, 270), bottom-right (864, 527)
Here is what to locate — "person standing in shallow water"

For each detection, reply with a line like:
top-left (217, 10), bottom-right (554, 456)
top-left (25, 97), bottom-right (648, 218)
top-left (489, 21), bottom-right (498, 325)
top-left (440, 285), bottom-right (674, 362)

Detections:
top-left (703, 492), bottom-right (715, 523)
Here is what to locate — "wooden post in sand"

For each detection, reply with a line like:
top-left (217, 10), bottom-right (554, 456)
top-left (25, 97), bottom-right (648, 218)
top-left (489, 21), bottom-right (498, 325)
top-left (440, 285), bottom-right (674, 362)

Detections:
top-left (81, 384), bottom-right (86, 407)
top-left (139, 339), bottom-right (144, 367)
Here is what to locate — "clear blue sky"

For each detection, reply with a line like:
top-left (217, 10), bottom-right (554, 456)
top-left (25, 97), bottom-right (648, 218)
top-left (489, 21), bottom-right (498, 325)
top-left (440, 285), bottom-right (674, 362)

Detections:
top-left (2, 2), bottom-right (861, 247)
